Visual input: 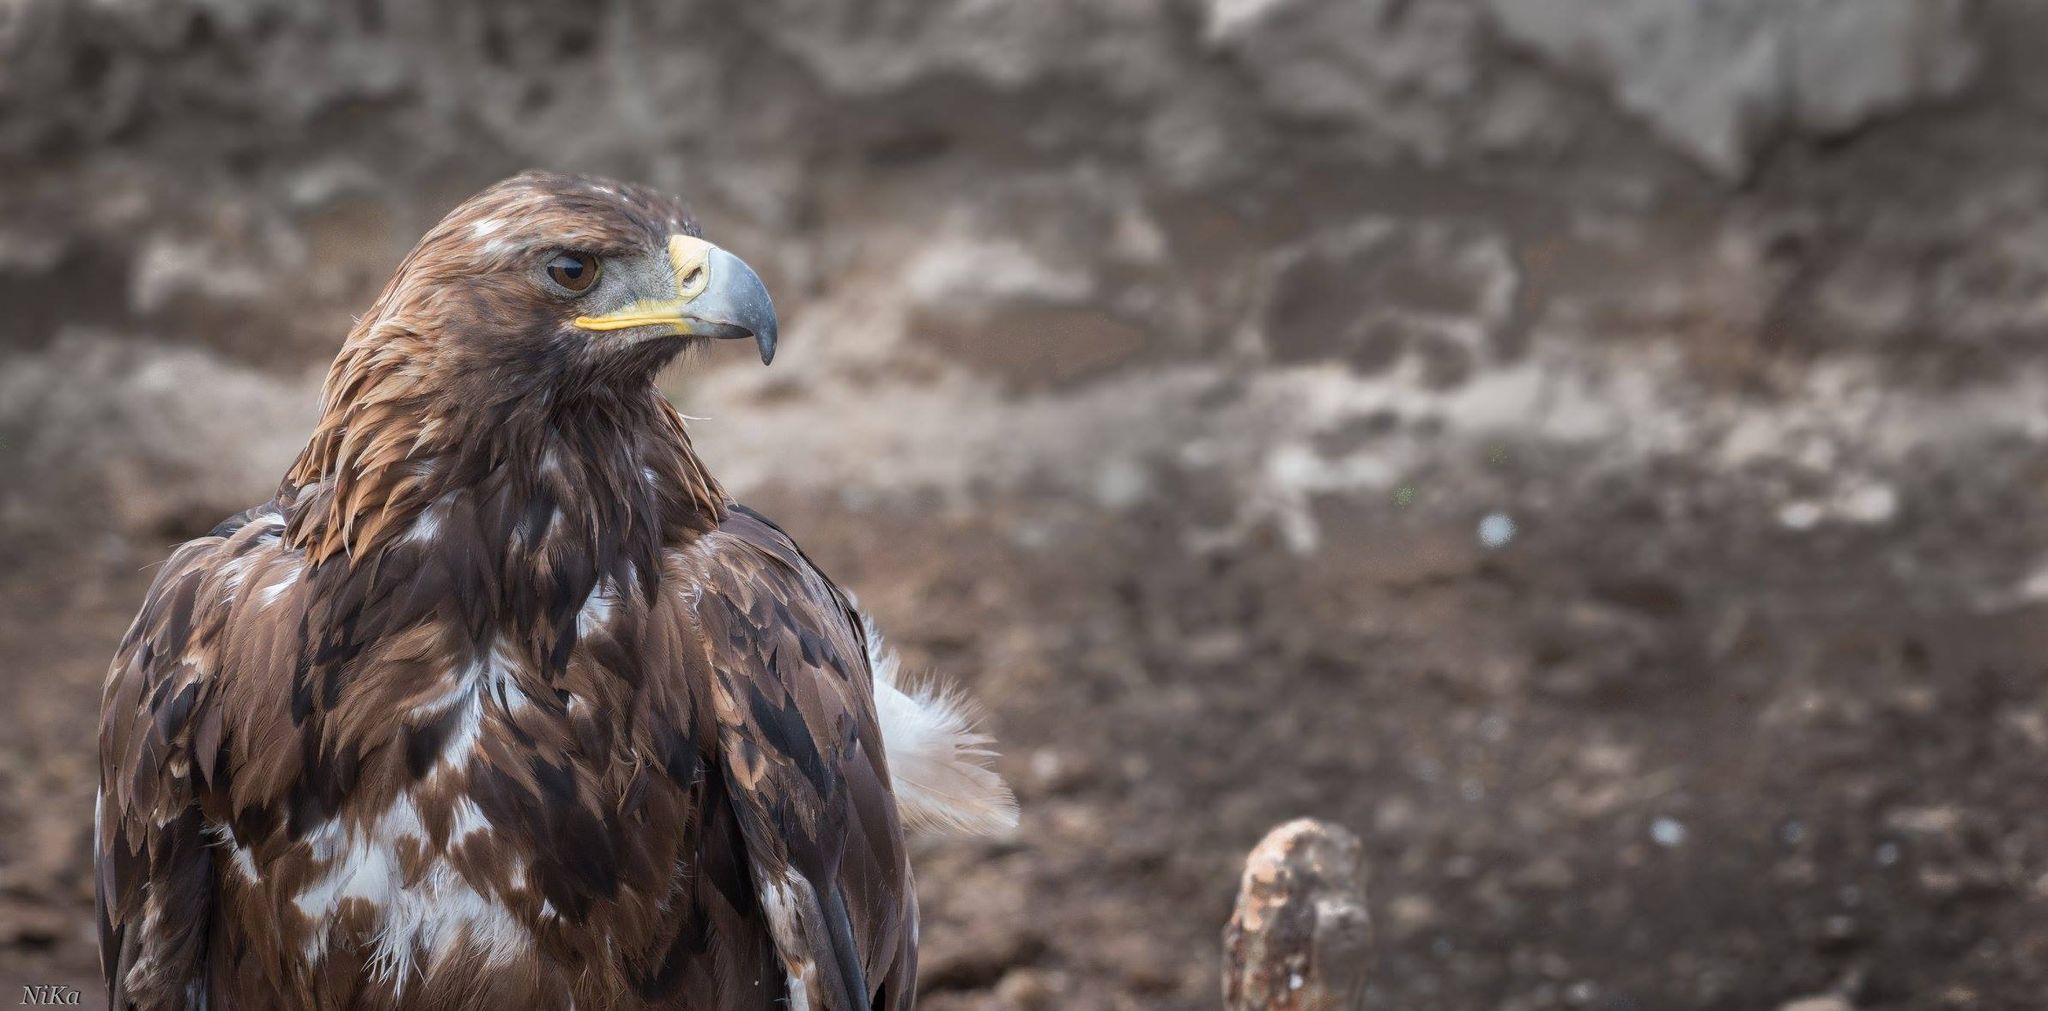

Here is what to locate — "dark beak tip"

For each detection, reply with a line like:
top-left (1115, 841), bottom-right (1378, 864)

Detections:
top-left (697, 245), bottom-right (779, 365)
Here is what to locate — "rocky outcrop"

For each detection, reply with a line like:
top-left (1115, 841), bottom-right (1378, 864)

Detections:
top-left (1488, 0), bottom-right (1982, 177)
top-left (4, 6), bottom-right (2048, 1004)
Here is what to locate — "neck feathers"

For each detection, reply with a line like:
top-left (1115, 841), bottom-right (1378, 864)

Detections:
top-left (282, 331), bottom-right (725, 573)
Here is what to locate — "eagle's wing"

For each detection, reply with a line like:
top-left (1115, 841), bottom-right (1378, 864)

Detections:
top-left (97, 504), bottom-right (284, 1009)
top-left (675, 505), bottom-right (917, 1011)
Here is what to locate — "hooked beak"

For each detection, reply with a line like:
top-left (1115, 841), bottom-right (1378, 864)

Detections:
top-left (573, 235), bottom-right (780, 365)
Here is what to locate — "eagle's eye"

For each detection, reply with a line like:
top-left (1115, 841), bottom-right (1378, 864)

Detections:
top-left (545, 251), bottom-right (601, 294)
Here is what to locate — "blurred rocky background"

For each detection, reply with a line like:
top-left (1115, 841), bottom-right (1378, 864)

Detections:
top-left (3, 0), bottom-right (2047, 1007)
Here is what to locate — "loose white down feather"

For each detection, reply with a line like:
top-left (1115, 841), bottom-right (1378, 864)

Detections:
top-left (861, 613), bottom-right (1018, 836)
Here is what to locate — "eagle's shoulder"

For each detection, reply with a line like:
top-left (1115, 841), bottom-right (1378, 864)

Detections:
top-left (690, 504), bottom-right (861, 617)
top-left (688, 505), bottom-right (1018, 839)
top-left (669, 504), bottom-right (882, 742)
top-left (101, 499), bottom-right (302, 825)
top-left (663, 503), bottom-right (917, 1010)
top-left (98, 499), bottom-right (302, 1007)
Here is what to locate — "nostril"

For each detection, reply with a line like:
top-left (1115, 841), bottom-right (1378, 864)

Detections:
top-left (682, 266), bottom-right (705, 288)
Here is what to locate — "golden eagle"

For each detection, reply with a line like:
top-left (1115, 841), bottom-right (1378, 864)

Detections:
top-left (97, 171), bottom-right (1014, 1010)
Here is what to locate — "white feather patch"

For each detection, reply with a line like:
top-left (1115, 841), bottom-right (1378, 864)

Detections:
top-left (863, 615), bottom-right (1018, 836)
top-left (286, 643), bottom-right (536, 985)
top-left (292, 795), bottom-right (529, 986)
top-left (757, 870), bottom-right (819, 1011)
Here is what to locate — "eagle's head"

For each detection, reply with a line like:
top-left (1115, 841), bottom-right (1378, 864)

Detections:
top-left (285, 172), bottom-right (776, 563)
top-left (364, 170), bottom-right (778, 398)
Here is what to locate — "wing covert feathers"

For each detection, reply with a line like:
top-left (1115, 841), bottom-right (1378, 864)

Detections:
top-left (682, 506), bottom-right (917, 1010)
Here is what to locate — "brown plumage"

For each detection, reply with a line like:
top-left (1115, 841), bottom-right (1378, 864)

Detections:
top-left (97, 171), bottom-right (1011, 1010)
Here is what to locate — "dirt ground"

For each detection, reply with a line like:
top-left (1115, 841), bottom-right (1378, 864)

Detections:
top-left (10, 468), bottom-right (2048, 1009)
top-left (5, 1), bottom-right (2048, 1009)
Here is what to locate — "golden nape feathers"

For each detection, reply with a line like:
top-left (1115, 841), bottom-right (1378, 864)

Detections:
top-left (97, 171), bottom-right (1010, 1011)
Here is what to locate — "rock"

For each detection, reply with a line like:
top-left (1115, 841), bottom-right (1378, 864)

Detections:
top-left (1488, 0), bottom-right (1981, 177)
top-left (905, 236), bottom-right (1094, 310)
top-left (896, 171), bottom-right (1188, 390)
top-left (743, 0), bottom-right (1172, 97)
top-left (1223, 818), bottom-right (1373, 1011)
top-left (1204, 0), bottom-right (1486, 160)
top-left (1253, 218), bottom-right (1518, 380)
